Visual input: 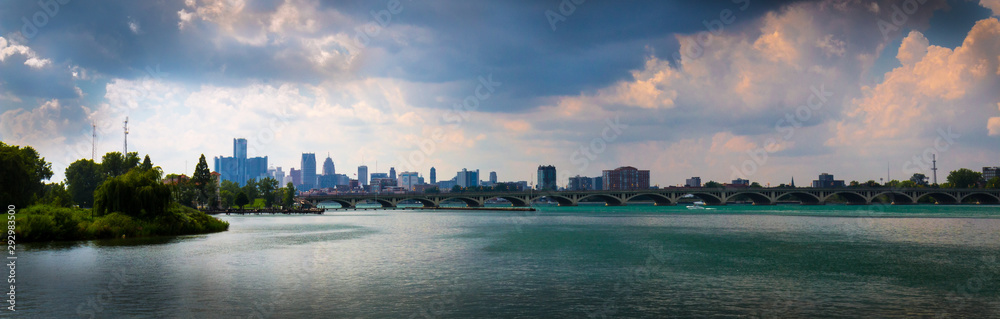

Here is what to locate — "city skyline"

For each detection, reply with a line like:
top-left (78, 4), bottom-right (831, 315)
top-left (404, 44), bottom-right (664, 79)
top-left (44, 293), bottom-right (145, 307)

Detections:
top-left (1, 1), bottom-right (999, 188)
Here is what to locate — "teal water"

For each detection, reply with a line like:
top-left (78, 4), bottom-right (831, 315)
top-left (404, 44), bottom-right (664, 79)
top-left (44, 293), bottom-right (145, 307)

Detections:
top-left (18, 204), bottom-right (1000, 318)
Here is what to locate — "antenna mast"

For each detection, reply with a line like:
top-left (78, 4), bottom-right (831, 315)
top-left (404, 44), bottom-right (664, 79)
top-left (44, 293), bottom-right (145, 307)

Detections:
top-left (932, 154), bottom-right (938, 185)
top-left (123, 117), bottom-right (129, 155)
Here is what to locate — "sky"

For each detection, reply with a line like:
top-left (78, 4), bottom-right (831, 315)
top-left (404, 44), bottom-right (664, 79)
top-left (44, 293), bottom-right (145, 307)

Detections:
top-left (1, 0), bottom-right (999, 187)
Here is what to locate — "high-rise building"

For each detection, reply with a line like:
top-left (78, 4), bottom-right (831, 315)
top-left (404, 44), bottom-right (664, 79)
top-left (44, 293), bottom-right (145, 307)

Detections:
top-left (398, 171), bottom-right (420, 191)
top-left (430, 167), bottom-right (436, 184)
top-left (568, 175), bottom-right (593, 191)
top-left (301, 153), bottom-right (317, 190)
top-left (489, 171), bottom-right (497, 184)
top-left (537, 165), bottom-right (557, 190)
top-left (984, 167), bottom-right (1000, 181)
top-left (323, 156), bottom-right (335, 176)
top-left (389, 167), bottom-right (396, 180)
top-left (272, 166), bottom-right (284, 185)
top-left (685, 177), bottom-right (701, 187)
top-left (811, 173), bottom-right (845, 188)
top-left (358, 165), bottom-right (369, 185)
top-left (214, 138), bottom-right (266, 185)
top-left (591, 176), bottom-right (603, 190)
top-left (456, 169), bottom-right (480, 188)
top-left (602, 166), bottom-right (650, 190)
top-left (289, 168), bottom-right (302, 188)
top-left (234, 138), bottom-right (247, 184)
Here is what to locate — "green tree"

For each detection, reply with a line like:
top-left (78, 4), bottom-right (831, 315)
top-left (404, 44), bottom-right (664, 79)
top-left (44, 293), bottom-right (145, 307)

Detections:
top-left (898, 180), bottom-right (917, 188)
top-left (234, 192), bottom-right (250, 209)
top-left (947, 168), bottom-right (982, 188)
top-left (986, 177), bottom-right (1000, 189)
top-left (191, 154), bottom-right (213, 206)
top-left (849, 180), bottom-right (860, 187)
top-left (258, 177), bottom-right (279, 208)
top-left (40, 182), bottom-right (74, 207)
top-left (0, 142), bottom-right (53, 207)
top-left (864, 180), bottom-right (879, 187)
top-left (703, 181), bottom-right (722, 188)
top-left (220, 190), bottom-right (234, 208)
top-left (283, 182), bottom-right (296, 208)
top-left (424, 187), bottom-right (441, 194)
top-left (65, 159), bottom-right (105, 208)
top-left (909, 173), bottom-right (928, 186)
top-left (749, 182), bottom-right (762, 188)
top-left (451, 185), bottom-right (462, 193)
top-left (101, 152), bottom-right (141, 178)
top-left (140, 155), bottom-right (153, 171)
top-left (242, 178), bottom-right (260, 203)
top-left (93, 169), bottom-right (172, 218)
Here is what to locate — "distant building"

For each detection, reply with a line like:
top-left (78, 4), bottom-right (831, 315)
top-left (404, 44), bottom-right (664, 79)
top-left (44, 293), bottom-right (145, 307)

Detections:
top-left (512, 181), bottom-right (529, 191)
top-left (568, 175), bottom-right (593, 191)
top-left (358, 165), bottom-right (369, 186)
top-left (370, 177), bottom-right (396, 192)
top-left (456, 169), bottom-right (480, 188)
top-left (489, 171), bottom-right (497, 184)
top-left (389, 167), bottom-right (396, 180)
top-left (984, 167), bottom-right (1000, 181)
top-left (728, 178), bottom-right (750, 188)
top-left (537, 165), bottom-right (557, 190)
top-left (289, 168), bottom-right (302, 188)
top-left (438, 178), bottom-right (458, 191)
top-left (301, 153), bottom-right (317, 190)
top-left (430, 167), bottom-right (436, 184)
top-left (685, 177), bottom-right (702, 188)
top-left (322, 156), bottom-right (335, 176)
top-left (371, 172), bottom-right (389, 179)
top-left (602, 166), bottom-right (650, 190)
top-left (812, 173), bottom-right (845, 188)
top-left (591, 176), bottom-right (603, 190)
top-left (399, 171), bottom-right (421, 191)
top-left (214, 138), bottom-right (267, 185)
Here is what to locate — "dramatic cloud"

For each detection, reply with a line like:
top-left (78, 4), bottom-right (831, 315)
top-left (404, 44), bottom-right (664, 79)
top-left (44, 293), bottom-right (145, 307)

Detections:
top-left (0, 0), bottom-right (996, 186)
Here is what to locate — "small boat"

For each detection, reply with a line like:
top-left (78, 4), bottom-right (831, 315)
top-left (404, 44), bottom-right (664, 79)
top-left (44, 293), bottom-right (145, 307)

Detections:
top-left (686, 201), bottom-right (706, 210)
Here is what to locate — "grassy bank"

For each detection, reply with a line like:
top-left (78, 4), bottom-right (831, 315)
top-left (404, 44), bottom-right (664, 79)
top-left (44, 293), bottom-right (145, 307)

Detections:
top-left (15, 204), bottom-right (229, 242)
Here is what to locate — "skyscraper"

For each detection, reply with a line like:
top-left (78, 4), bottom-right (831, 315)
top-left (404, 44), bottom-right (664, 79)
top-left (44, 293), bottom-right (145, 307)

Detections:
top-left (456, 169), bottom-right (479, 188)
top-left (430, 167), bottom-right (436, 184)
top-left (398, 171), bottom-right (421, 191)
top-left (358, 165), bottom-right (369, 185)
top-left (489, 171), bottom-right (497, 184)
top-left (602, 166), bottom-right (650, 190)
top-left (389, 167), bottom-right (396, 180)
top-left (537, 165), bottom-right (557, 190)
top-left (301, 153), bottom-right (317, 190)
top-left (214, 138), bottom-right (266, 185)
top-left (323, 156), bottom-right (335, 176)
top-left (234, 138), bottom-right (248, 184)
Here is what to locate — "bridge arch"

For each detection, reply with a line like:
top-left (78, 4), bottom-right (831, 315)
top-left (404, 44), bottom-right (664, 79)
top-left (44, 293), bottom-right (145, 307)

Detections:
top-left (530, 195), bottom-right (577, 206)
top-left (399, 198), bottom-right (437, 207)
top-left (441, 197), bottom-right (483, 208)
top-left (319, 199), bottom-right (354, 209)
top-left (823, 191), bottom-right (868, 205)
top-left (623, 193), bottom-right (674, 206)
top-left (776, 192), bottom-right (822, 205)
top-left (959, 193), bottom-right (1000, 204)
top-left (914, 192), bottom-right (959, 204)
top-left (727, 192), bottom-right (774, 205)
top-left (485, 196), bottom-right (530, 207)
top-left (681, 192), bottom-right (725, 205)
top-left (872, 191), bottom-right (916, 205)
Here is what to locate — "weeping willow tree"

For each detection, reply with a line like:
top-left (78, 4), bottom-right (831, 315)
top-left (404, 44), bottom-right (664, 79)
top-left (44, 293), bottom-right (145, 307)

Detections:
top-left (93, 168), bottom-right (172, 218)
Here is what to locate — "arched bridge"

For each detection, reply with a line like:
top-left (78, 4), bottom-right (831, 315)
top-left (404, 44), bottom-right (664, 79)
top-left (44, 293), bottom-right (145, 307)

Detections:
top-left (299, 188), bottom-right (1000, 208)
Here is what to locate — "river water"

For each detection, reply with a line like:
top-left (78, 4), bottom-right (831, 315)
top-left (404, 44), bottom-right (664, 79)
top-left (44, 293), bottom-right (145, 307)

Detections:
top-left (18, 204), bottom-right (1000, 318)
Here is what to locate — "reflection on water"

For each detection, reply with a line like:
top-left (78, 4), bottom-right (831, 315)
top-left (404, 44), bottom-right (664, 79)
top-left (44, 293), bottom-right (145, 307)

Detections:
top-left (19, 205), bottom-right (1000, 317)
